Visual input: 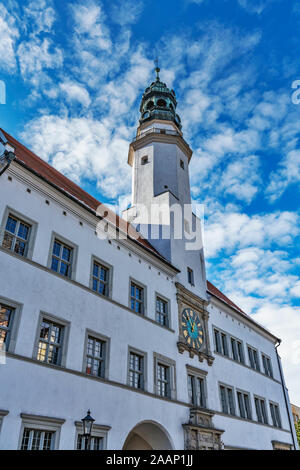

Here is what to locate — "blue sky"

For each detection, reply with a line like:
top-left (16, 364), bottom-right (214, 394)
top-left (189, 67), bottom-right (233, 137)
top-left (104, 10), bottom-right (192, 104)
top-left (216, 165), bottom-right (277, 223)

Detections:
top-left (0, 0), bottom-right (299, 401)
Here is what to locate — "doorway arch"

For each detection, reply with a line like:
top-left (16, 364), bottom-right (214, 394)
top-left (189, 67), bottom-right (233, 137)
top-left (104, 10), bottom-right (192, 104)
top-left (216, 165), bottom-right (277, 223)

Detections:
top-left (122, 420), bottom-right (174, 450)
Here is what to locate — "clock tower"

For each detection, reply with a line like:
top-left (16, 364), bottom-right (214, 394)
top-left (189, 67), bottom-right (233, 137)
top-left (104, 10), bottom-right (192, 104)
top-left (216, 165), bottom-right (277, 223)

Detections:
top-left (123, 65), bottom-right (214, 366)
top-left (123, 66), bottom-right (208, 302)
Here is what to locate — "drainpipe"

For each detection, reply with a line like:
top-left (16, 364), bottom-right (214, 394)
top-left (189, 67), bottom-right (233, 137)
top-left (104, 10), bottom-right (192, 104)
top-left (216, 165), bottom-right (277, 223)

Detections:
top-left (275, 339), bottom-right (297, 450)
top-left (0, 130), bottom-right (15, 176)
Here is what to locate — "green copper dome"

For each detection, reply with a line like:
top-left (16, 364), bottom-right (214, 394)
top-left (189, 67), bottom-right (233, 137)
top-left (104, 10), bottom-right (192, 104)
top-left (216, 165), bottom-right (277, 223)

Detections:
top-left (139, 67), bottom-right (182, 130)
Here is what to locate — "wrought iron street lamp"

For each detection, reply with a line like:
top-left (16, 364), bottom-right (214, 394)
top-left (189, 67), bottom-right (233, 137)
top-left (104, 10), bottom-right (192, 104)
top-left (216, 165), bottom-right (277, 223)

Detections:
top-left (81, 410), bottom-right (95, 450)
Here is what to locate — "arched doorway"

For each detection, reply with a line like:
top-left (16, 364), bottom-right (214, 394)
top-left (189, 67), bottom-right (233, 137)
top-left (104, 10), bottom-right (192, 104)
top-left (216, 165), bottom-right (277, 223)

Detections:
top-left (123, 421), bottom-right (174, 450)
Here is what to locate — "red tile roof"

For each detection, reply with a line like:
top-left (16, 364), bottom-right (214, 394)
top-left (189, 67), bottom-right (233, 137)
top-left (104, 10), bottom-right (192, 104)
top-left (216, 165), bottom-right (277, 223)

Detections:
top-left (207, 280), bottom-right (278, 340)
top-left (1, 129), bottom-right (166, 262)
top-left (207, 280), bottom-right (245, 315)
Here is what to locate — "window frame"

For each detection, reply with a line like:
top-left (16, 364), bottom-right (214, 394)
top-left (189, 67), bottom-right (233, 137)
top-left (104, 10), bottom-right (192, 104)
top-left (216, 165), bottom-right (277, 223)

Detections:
top-left (230, 336), bottom-right (245, 364)
top-left (0, 206), bottom-right (38, 260)
top-left (129, 278), bottom-right (146, 316)
top-left (33, 312), bottom-right (70, 368)
top-left (213, 327), bottom-right (229, 357)
top-left (186, 365), bottom-right (208, 409)
top-left (261, 353), bottom-right (273, 378)
top-left (18, 413), bottom-right (65, 450)
top-left (47, 232), bottom-right (78, 280)
top-left (269, 401), bottom-right (282, 428)
top-left (247, 344), bottom-right (260, 372)
top-left (0, 296), bottom-right (23, 354)
top-left (155, 293), bottom-right (170, 328)
top-left (219, 382), bottom-right (236, 416)
top-left (127, 346), bottom-right (147, 391)
top-left (187, 267), bottom-right (194, 286)
top-left (74, 422), bottom-right (111, 450)
top-left (0, 410), bottom-right (9, 435)
top-left (83, 329), bottom-right (110, 380)
top-left (90, 255), bottom-right (113, 299)
top-left (254, 395), bottom-right (268, 425)
top-left (153, 352), bottom-right (176, 400)
top-left (236, 388), bottom-right (252, 420)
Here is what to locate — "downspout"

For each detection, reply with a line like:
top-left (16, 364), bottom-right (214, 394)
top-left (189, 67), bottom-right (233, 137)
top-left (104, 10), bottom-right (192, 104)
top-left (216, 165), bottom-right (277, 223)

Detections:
top-left (0, 130), bottom-right (15, 176)
top-left (275, 339), bottom-right (297, 450)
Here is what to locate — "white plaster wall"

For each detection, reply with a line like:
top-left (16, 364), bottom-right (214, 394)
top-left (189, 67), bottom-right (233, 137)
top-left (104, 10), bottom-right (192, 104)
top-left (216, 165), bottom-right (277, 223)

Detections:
top-left (0, 166), bottom-right (295, 450)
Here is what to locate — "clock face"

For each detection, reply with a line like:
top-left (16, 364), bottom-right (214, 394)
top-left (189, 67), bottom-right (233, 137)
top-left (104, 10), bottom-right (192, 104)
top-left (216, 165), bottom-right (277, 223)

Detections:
top-left (181, 308), bottom-right (204, 350)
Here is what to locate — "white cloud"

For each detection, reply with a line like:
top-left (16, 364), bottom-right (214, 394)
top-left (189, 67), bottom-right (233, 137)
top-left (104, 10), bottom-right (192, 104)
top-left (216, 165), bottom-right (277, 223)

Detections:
top-left (266, 149), bottom-right (300, 202)
top-left (0, 5), bottom-right (19, 72)
top-left (24, 0), bottom-right (56, 35)
top-left (219, 155), bottom-right (261, 203)
top-left (237, 0), bottom-right (273, 14)
top-left (21, 115), bottom-right (133, 198)
top-left (203, 209), bottom-right (299, 258)
top-left (60, 81), bottom-right (91, 107)
top-left (17, 38), bottom-right (63, 83)
top-left (110, 0), bottom-right (144, 26)
top-left (71, 0), bottom-right (111, 51)
top-left (254, 304), bottom-right (300, 403)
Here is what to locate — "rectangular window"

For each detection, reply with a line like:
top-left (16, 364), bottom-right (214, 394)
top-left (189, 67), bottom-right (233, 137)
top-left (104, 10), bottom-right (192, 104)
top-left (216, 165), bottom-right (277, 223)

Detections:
top-left (77, 434), bottom-right (103, 450)
top-left (220, 385), bottom-right (235, 415)
top-left (156, 297), bottom-right (169, 327)
top-left (157, 363), bottom-right (170, 398)
top-left (129, 352), bottom-right (144, 390)
top-left (187, 268), bottom-right (194, 286)
top-left (85, 336), bottom-right (106, 378)
top-left (188, 375), bottom-right (206, 408)
top-left (37, 319), bottom-right (64, 366)
top-left (262, 354), bottom-right (273, 378)
top-left (214, 329), bottom-right (222, 354)
top-left (21, 428), bottom-right (55, 450)
top-left (214, 329), bottom-right (228, 356)
top-left (92, 261), bottom-right (109, 297)
top-left (255, 397), bottom-right (268, 424)
top-left (237, 391), bottom-right (252, 420)
top-left (248, 346), bottom-right (260, 371)
top-left (2, 213), bottom-right (31, 257)
top-left (130, 282), bottom-right (144, 315)
top-left (270, 403), bottom-right (282, 428)
top-left (221, 333), bottom-right (228, 356)
top-left (0, 303), bottom-right (14, 350)
top-left (51, 239), bottom-right (73, 278)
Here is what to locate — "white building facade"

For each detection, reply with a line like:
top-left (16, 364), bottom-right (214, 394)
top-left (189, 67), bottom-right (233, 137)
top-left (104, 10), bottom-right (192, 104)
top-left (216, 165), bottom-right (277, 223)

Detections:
top-left (0, 70), bottom-right (297, 450)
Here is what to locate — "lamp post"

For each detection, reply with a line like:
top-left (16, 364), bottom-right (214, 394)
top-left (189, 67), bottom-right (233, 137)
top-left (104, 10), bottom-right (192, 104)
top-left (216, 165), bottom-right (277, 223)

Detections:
top-left (81, 410), bottom-right (95, 450)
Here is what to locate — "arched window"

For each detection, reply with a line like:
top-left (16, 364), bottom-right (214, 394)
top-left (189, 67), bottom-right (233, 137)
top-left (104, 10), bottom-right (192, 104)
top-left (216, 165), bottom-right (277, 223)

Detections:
top-left (157, 99), bottom-right (166, 107)
top-left (146, 101), bottom-right (154, 110)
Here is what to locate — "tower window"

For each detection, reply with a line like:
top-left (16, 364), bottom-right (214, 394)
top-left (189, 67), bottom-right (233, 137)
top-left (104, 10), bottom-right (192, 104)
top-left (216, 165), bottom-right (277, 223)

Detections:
top-left (157, 99), bottom-right (167, 107)
top-left (141, 156), bottom-right (148, 165)
top-left (187, 267), bottom-right (194, 286)
top-left (146, 101), bottom-right (154, 110)
top-left (180, 159), bottom-right (184, 169)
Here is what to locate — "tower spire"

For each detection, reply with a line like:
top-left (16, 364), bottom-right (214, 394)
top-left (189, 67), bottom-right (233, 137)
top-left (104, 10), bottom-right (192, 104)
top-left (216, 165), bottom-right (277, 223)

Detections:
top-left (154, 57), bottom-right (160, 81)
